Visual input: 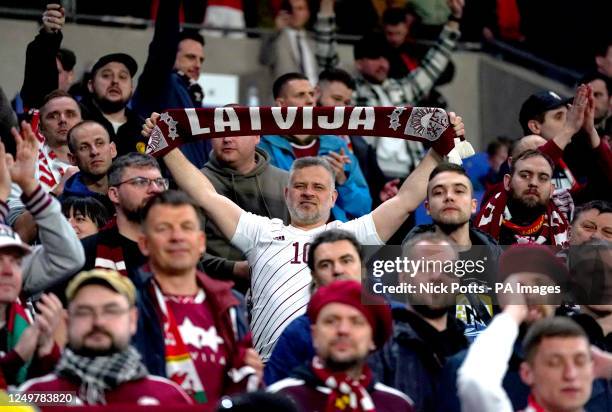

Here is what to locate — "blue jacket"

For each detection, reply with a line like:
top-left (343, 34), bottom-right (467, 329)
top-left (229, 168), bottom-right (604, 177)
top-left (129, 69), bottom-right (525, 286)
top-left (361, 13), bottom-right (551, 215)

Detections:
top-left (258, 135), bottom-right (372, 221)
top-left (130, 0), bottom-right (210, 168)
top-left (59, 172), bottom-right (114, 213)
top-left (369, 307), bottom-right (468, 412)
top-left (264, 314), bottom-right (313, 385)
top-left (131, 267), bottom-right (249, 377)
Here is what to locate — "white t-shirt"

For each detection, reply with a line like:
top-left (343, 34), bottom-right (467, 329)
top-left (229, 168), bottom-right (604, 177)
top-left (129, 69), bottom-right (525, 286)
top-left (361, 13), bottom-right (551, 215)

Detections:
top-left (231, 212), bottom-right (383, 361)
top-left (109, 120), bottom-right (124, 134)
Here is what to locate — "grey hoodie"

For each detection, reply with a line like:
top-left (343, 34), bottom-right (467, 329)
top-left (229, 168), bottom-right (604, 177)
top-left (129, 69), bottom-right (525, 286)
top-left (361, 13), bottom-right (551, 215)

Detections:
top-left (1, 185), bottom-right (85, 295)
top-left (200, 147), bottom-right (290, 279)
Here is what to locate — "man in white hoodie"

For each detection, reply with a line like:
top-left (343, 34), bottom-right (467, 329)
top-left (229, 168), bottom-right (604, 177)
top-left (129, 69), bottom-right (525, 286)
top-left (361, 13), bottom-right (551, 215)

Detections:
top-left (459, 309), bottom-right (594, 412)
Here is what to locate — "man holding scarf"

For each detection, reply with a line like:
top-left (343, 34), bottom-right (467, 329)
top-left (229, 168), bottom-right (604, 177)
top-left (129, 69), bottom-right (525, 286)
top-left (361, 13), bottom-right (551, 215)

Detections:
top-left (142, 105), bottom-right (469, 362)
top-left (19, 269), bottom-right (193, 405)
top-left (268, 280), bottom-right (414, 411)
top-left (476, 149), bottom-right (570, 246)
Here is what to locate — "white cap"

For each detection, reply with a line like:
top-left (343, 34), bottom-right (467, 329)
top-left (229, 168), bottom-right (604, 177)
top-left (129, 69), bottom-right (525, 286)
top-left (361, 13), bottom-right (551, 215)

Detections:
top-left (0, 224), bottom-right (31, 255)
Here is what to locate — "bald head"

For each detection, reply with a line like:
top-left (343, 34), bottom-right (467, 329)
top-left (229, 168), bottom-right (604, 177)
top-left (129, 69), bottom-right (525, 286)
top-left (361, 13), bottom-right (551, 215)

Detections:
top-left (511, 135), bottom-right (547, 160)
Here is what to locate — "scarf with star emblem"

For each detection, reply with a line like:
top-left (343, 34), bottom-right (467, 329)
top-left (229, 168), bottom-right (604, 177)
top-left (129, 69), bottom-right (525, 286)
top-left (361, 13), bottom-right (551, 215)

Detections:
top-left (151, 282), bottom-right (207, 404)
top-left (145, 106), bottom-right (470, 159)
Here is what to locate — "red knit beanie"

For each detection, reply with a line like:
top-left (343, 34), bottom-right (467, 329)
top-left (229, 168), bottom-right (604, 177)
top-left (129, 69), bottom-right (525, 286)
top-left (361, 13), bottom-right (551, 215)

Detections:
top-left (307, 280), bottom-right (393, 349)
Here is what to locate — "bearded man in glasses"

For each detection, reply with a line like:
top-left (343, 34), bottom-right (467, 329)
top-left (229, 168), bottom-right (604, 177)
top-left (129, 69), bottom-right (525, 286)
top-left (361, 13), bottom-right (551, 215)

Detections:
top-left (78, 152), bottom-right (169, 280)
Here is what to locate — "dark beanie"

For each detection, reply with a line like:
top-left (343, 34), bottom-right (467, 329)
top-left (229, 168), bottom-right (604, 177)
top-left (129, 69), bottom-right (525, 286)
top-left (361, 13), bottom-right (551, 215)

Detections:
top-left (498, 244), bottom-right (569, 285)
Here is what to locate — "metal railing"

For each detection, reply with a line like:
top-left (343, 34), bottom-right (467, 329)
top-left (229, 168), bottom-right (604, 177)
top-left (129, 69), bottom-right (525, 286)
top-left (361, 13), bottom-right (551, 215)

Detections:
top-left (485, 38), bottom-right (583, 86)
top-left (0, 5), bottom-right (582, 85)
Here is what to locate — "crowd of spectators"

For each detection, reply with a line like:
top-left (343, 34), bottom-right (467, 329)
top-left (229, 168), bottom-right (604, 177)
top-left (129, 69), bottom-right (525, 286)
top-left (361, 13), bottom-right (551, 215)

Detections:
top-left (3, 0), bottom-right (611, 75)
top-left (0, 0), bottom-right (611, 411)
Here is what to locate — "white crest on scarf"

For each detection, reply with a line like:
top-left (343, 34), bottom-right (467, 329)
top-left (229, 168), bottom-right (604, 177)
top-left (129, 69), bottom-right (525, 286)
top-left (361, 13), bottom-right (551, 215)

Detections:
top-left (146, 126), bottom-right (169, 155)
top-left (404, 107), bottom-right (449, 141)
top-left (159, 112), bottom-right (179, 139)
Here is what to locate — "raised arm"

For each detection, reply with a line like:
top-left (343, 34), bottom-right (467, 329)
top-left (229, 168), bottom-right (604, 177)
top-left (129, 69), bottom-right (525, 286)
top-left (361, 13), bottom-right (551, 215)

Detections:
top-left (1, 123), bottom-right (84, 294)
top-left (164, 148), bottom-right (243, 241)
top-left (545, 84), bottom-right (590, 152)
top-left (142, 113), bottom-right (245, 240)
top-left (21, 4), bottom-right (65, 110)
top-left (314, 0), bottom-right (339, 71)
top-left (132, 0), bottom-right (181, 117)
top-left (371, 149), bottom-right (441, 241)
top-left (371, 112), bottom-right (464, 242)
top-left (365, 0), bottom-right (463, 107)
top-left (457, 308), bottom-right (523, 412)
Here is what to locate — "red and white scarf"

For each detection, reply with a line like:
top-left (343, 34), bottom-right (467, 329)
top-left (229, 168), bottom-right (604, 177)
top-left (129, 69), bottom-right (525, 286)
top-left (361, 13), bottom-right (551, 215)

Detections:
top-left (146, 106), bottom-right (469, 159)
top-left (151, 282), bottom-right (208, 403)
top-left (520, 394), bottom-right (547, 412)
top-left (30, 110), bottom-right (70, 190)
top-left (475, 190), bottom-right (569, 247)
top-left (311, 356), bottom-right (375, 412)
top-left (93, 219), bottom-right (128, 276)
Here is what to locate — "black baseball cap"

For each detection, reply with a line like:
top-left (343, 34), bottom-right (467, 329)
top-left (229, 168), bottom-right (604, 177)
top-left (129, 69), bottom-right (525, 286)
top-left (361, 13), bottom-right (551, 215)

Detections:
top-left (519, 90), bottom-right (571, 132)
top-left (354, 32), bottom-right (391, 60)
top-left (91, 53), bottom-right (138, 78)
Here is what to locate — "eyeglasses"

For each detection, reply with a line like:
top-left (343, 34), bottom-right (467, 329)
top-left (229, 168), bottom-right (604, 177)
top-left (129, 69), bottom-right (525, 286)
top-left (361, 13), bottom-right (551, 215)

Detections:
top-left (114, 177), bottom-right (169, 190)
top-left (70, 306), bottom-right (131, 322)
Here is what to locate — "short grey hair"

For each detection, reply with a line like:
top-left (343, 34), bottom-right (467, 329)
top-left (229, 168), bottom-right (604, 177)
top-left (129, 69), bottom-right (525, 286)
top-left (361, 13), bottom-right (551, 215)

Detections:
top-left (288, 156), bottom-right (336, 190)
top-left (402, 231), bottom-right (457, 260)
top-left (108, 153), bottom-right (161, 186)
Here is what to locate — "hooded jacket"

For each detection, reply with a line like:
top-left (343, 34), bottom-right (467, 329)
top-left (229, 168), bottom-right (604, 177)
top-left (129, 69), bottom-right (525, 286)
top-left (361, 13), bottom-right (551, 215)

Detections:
top-left (200, 148), bottom-right (290, 278)
top-left (258, 134), bottom-right (372, 222)
top-left (0, 187), bottom-right (85, 296)
top-left (403, 223), bottom-right (502, 335)
top-left (131, 0), bottom-right (211, 168)
top-left (60, 172), bottom-right (114, 214)
top-left (369, 307), bottom-right (468, 412)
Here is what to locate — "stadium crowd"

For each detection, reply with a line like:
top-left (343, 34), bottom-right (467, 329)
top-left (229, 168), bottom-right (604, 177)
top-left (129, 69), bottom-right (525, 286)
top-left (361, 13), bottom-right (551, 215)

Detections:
top-left (0, 0), bottom-right (611, 411)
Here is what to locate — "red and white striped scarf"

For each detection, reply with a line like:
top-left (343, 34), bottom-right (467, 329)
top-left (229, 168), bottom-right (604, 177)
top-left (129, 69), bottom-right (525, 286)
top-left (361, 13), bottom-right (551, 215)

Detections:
top-left (475, 190), bottom-right (569, 247)
top-left (30, 110), bottom-right (70, 190)
top-left (311, 356), bottom-right (375, 412)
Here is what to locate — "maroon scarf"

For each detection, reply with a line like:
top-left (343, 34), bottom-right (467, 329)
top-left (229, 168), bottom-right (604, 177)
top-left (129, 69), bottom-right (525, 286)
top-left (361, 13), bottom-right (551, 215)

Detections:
top-left (146, 106), bottom-right (460, 157)
top-left (93, 218), bottom-right (128, 276)
top-left (311, 356), bottom-right (375, 412)
top-left (475, 190), bottom-right (569, 247)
